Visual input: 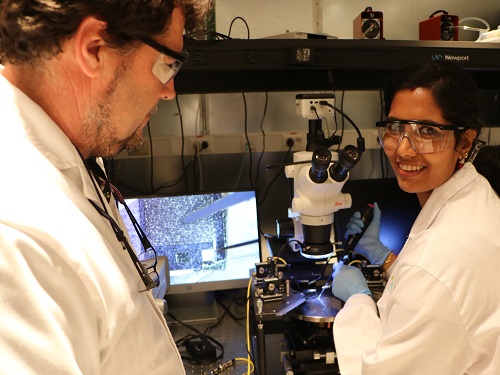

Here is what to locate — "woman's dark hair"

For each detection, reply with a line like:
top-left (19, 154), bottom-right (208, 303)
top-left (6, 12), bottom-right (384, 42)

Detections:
top-left (473, 145), bottom-right (500, 196)
top-left (383, 60), bottom-right (482, 139)
top-left (0, 0), bottom-right (212, 64)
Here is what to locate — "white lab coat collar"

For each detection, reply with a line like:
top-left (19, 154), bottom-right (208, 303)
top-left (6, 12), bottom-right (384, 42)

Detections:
top-left (0, 68), bottom-right (98, 202)
top-left (409, 162), bottom-right (477, 235)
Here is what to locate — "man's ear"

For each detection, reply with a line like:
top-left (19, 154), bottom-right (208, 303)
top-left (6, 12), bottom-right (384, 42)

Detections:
top-left (73, 17), bottom-right (109, 78)
top-left (457, 129), bottom-right (478, 155)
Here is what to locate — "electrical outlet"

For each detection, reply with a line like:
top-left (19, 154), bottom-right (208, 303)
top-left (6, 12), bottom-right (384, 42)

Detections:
top-left (242, 134), bottom-right (257, 152)
top-left (282, 132), bottom-right (307, 151)
top-left (189, 135), bottom-right (213, 154)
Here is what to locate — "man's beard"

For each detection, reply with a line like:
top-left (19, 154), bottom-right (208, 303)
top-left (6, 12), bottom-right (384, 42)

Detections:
top-left (81, 65), bottom-right (144, 158)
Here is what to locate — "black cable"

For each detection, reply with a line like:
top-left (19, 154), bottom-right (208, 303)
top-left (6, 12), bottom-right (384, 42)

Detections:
top-left (215, 290), bottom-right (246, 322)
top-left (254, 92), bottom-right (269, 187)
top-left (379, 89), bottom-right (385, 120)
top-left (115, 181), bottom-right (150, 195)
top-left (307, 256), bottom-right (332, 286)
top-left (258, 144), bottom-right (293, 206)
top-left (268, 240), bottom-right (305, 291)
top-left (332, 91), bottom-right (340, 137)
top-left (175, 96), bottom-right (188, 191)
top-left (192, 143), bottom-right (199, 191)
top-left (378, 90), bottom-right (387, 178)
top-left (107, 99), bottom-right (201, 195)
top-left (103, 157), bottom-right (115, 184)
top-left (288, 175), bottom-right (294, 207)
top-left (311, 106), bottom-right (320, 120)
top-left (146, 121), bottom-right (154, 193)
top-left (429, 10), bottom-right (448, 18)
top-left (228, 16), bottom-right (250, 39)
top-left (319, 101), bottom-right (363, 139)
top-left (264, 159), bottom-right (311, 171)
top-left (242, 93), bottom-right (255, 188)
top-left (330, 92), bottom-right (339, 137)
top-left (339, 91), bottom-right (345, 152)
top-left (153, 160), bottom-right (194, 193)
top-left (378, 90), bottom-right (391, 178)
top-left (205, 30), bottom-right (233, 40)
top-left (204, 290), bottom-right (245, 336)
top-left (319, 99), bottom-right (367, 155)
top-left (168, 312), bottom-right (225, 364)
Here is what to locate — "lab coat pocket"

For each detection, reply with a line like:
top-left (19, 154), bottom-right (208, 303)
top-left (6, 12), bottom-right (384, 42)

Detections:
top-left (375, 287), bottom-right (389, 324)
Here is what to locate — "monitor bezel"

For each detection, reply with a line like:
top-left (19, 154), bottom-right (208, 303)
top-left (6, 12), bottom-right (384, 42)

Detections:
top-left (121, 188), bottom-right (263, 296)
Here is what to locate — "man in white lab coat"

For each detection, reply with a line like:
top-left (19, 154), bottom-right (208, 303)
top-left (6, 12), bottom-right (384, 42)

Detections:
top-left (0, 1), bottom-right (211, 374)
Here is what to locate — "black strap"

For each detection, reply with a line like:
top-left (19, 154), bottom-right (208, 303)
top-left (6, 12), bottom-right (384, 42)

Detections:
top-left (85, 158), bottom-right (112, 203)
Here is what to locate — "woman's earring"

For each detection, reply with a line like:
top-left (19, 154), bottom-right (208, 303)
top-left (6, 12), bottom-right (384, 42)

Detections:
top-left (458, 151), bottom-right (469, 168)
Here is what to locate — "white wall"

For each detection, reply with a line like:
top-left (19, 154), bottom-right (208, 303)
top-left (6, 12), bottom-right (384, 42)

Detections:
top-left (147, 0), bottom-right (500, 142)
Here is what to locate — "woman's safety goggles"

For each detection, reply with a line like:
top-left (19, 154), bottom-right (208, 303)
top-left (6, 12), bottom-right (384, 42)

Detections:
top-left (376, 120), bottom-right (464, 154)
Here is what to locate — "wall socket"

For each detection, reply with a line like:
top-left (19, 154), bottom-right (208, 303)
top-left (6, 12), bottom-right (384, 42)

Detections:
top-left (189, 135), bottom-right (213, 153)
top-left (115, 130), bottom-right (380, 159)
top-left (282, 133), bottom-right (308, 150)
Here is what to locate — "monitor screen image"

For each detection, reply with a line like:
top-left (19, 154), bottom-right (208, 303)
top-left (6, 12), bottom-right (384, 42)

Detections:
top-left (118, 189), bottom-right (262, 296)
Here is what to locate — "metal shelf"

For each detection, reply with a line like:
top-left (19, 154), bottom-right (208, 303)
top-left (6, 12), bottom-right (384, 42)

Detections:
top-left (175, 39), bottom-right (500, 93)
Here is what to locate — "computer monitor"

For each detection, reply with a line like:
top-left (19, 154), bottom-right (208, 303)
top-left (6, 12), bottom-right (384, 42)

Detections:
top-left (118, 189), bottom-right (262, 322)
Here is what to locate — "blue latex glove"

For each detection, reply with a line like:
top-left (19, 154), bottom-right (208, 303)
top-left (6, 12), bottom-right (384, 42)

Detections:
top-left (331, 262), bottom-right (372, 302)
top-left (345, 202), bottom-right (391, 265)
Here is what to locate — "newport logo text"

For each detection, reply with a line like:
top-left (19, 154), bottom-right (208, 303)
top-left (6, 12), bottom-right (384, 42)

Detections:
top-left (444, 55), bottom-right (470, 61)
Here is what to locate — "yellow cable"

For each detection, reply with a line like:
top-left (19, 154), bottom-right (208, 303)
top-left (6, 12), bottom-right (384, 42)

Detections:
top-left (235, 357), bottom-right (255, 373)
top-left (272, 256), bottom-right (287, 265)
top-left (246, 276), bottom-right (252, 375)
top-left (348, 259), bottom-right (362, 266)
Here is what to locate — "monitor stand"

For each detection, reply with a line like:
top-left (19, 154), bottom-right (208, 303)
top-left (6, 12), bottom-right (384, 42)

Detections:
top-left (165, 291), bottom-right (219, 323)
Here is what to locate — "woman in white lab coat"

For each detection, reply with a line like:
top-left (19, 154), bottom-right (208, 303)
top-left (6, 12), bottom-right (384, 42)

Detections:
top-left (331, 61), bottom-right (500, 375)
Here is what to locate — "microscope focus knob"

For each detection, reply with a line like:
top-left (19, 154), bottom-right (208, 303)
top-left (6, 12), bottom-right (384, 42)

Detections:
top-left (276, 218), bottom-right (294, 238)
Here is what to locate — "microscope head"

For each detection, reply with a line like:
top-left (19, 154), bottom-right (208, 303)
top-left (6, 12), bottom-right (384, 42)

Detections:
top-left (279, 146), bottom-right (361, 259)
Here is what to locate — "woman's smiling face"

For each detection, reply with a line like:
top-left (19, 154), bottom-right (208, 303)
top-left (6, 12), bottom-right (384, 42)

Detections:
top-left (384, 87), bottom-right (463, 206)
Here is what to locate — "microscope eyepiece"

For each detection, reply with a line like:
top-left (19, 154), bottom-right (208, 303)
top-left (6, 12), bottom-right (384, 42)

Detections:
top-left (329, 145), bottom-right (360, 182)
top-left (309, 147), bottom-right (332, 183)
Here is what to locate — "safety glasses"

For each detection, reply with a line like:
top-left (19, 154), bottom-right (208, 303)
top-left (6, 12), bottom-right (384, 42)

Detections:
top-left (129, 34), bottom-right (189, 85)
top-left (376, 120), bottom-right (464, 154)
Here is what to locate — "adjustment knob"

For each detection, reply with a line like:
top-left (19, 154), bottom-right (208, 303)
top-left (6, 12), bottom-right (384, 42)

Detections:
top-left (276, 218), bottom-right (294, 238)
